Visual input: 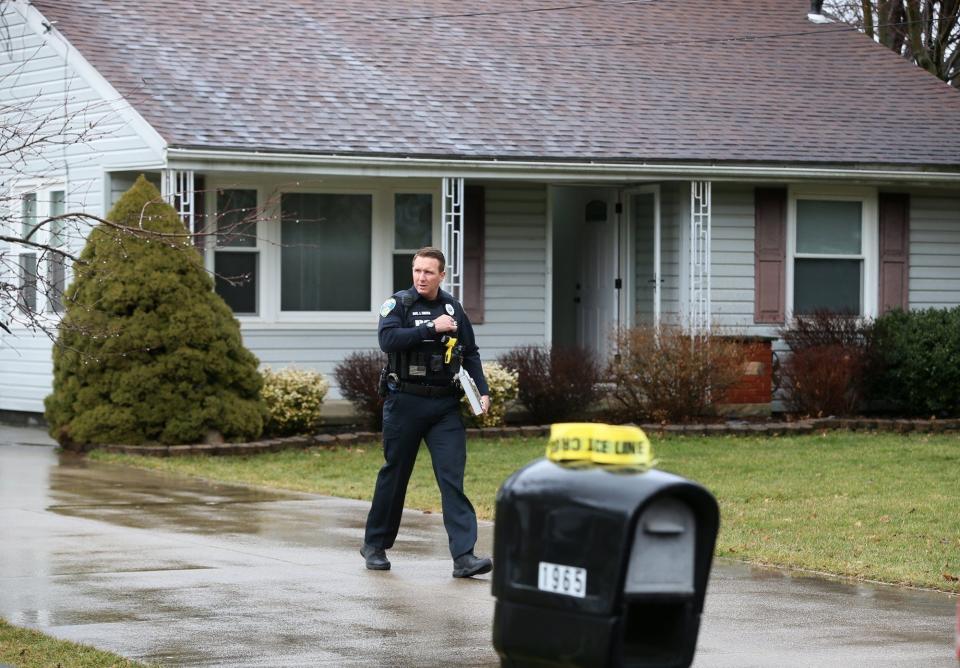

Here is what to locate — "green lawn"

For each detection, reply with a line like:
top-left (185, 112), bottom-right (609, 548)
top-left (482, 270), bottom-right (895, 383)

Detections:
top-left (91, 432), bottom-right (960, 592)
top-left (0, 618), bottom-right (149, 668)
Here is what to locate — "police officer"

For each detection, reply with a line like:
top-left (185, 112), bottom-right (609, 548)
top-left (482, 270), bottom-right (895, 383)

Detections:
top-left (361, 247), bottom-right (493, 578)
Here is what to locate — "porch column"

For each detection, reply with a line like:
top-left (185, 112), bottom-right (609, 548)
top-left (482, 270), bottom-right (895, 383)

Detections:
top-left (441, 176), bottom-right (465, 302)
top-left (161, 169), bottom-right (196, 235)
top-left (689, 181), bottom-right (712, 334)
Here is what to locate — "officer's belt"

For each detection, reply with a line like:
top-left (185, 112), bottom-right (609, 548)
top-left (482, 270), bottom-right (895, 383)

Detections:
top-left (396, 382), bottom-right (460, 398)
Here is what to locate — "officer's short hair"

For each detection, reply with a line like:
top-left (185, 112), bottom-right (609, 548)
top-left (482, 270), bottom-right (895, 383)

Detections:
top-left (413, 247), bottom-right (446, 272)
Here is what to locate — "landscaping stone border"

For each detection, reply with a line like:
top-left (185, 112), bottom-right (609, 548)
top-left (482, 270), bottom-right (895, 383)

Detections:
top-left (91, 417), bottom-right (960, 457)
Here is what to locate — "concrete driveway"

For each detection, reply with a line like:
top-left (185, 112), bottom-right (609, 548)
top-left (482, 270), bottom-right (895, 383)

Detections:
top-left (0, 425), bottom-right (956, 667)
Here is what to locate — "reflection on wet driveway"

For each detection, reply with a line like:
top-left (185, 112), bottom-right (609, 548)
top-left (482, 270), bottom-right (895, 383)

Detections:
top-left (1, 429), bottom-right (956, 667)
top-left (2, 439), bottom-right (497, 667)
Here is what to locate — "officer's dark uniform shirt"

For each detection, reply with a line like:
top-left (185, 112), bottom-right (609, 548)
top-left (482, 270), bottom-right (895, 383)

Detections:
top-left (379, 286), bottom-right (489, 395)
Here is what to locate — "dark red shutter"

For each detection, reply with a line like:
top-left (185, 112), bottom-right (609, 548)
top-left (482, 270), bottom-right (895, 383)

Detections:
top-left (878, 193), bottom-right (909, 313)
top-left (754, 188), bottom-right (787, 324)
top-left (462, 185), bottom-right (485, 323)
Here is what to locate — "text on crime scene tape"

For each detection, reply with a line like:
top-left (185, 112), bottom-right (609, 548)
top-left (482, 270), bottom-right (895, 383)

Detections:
top-left (546, 423), bottom-right (654, 468)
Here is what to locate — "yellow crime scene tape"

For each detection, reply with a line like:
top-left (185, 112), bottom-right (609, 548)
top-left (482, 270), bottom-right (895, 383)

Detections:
top-left (546, 423), bottom-right (654, 469)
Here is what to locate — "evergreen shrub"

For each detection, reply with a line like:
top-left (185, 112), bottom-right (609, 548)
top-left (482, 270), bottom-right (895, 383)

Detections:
top-left (497, 344), bottom-right (601, 423)
top-left (334, 350), bottom-right (387, 430)
top-left (261, 367), bottom-right (329, 436)
top-left (867, 307), bottom-right (960, 416)
top-left (461, 361), bottom-right (518, 428)
top-left (44, 175), bottom-right (265, 447)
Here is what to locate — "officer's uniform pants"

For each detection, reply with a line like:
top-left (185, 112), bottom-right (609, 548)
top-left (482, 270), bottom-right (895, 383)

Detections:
top-left (364, 391), bottom-right (478, 559)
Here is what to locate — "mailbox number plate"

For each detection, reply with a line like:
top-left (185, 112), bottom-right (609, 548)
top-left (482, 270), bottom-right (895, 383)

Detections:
top-left (537, 561), bottom-right (586, 598)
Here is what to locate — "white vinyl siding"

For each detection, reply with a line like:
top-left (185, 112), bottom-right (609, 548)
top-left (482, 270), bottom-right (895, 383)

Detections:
top-left (0, 336), bottom-right (58, 413)
top-left (709, 184), bottom-right (757, 329)
top-left (479, 183), bottom-right (548, 356)
top-left (0, 8), bottom-right (164, 414)
top-left (909, 194), bottom-right (960, 309)
top-left (242, 328), bottom-right (379, 388)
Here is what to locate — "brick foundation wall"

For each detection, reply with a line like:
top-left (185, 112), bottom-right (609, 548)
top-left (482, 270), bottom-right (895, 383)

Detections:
top-left (721, 340), bottom-right (773, 405)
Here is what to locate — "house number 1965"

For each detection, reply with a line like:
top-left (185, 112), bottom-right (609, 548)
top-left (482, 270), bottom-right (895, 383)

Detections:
top-left (537, 561), bottom-right (587, 598)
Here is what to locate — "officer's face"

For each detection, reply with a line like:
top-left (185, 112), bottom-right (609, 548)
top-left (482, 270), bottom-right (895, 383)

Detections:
top-left (412, 256), bottom-right (445, 300)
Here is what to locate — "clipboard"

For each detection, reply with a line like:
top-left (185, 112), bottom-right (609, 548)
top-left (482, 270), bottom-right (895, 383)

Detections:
top-left (457, 367), bottom-right (484, 416)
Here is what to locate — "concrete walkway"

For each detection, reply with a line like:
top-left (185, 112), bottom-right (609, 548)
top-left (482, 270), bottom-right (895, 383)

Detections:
top-left (0, 425), bottom-right (956, 667)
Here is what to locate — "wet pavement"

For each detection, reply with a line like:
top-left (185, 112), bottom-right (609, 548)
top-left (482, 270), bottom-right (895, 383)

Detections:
top-left (0, 425), bottom-right (957, 667)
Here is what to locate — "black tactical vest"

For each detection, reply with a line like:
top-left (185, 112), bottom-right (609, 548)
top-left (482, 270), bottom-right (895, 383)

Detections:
top-left (388, 290), bottom-right (462, 385)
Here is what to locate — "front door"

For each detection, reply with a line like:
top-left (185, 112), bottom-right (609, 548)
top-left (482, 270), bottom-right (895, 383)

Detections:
top-left (575, 198), bottom-right (618, 363)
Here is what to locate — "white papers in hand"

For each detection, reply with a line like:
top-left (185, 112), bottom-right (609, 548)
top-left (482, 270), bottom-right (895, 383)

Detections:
top-left (457, 367), bottom-right (483, 416)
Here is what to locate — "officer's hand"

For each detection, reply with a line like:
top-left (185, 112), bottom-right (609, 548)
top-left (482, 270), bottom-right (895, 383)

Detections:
top-left (433, 315), bottom-right (458, 333)
top-left (480, 395), bottom-right (491, 414)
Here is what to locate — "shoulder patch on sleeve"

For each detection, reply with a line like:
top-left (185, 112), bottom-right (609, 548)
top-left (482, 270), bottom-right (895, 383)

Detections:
top-left (379, 297), bottom-right (397, 318)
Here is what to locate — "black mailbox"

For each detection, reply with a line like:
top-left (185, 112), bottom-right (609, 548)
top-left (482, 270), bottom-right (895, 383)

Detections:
top-left (492, 425), bottom-right (719, 668)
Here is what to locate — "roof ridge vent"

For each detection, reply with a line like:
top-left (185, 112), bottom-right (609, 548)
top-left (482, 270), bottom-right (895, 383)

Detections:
top-left (807, 0), bottom-right (831, 24)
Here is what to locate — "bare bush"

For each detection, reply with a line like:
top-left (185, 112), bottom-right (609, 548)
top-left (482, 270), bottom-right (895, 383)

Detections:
top-left (334, 351), bottom-right (388, 430)
top-left (607, 326), bottom-right (744, 423)
top-left (780, 344), bottom-right (866, 416)
top-left (778, 311), bottom-right (871, 416)
top-left (497, 344), bottom-right (602, 424)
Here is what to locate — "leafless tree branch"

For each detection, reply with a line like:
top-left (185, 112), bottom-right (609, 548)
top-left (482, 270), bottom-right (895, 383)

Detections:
top-left (824, 0), bottom-right (960, 86)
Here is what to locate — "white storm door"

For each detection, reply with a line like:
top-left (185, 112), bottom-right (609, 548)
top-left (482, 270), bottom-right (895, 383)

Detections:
top-left (628, 187), bottom-right (661, 328)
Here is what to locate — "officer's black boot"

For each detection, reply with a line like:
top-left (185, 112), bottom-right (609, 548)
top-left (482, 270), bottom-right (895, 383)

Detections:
top-left (452, 551), bottom-right (492, 578)
top-left (360, 543), bottom-right (391, 570)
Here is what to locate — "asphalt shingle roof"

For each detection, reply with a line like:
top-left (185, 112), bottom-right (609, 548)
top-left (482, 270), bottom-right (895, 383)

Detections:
top-left (33, 0), bottom-right (960, 167)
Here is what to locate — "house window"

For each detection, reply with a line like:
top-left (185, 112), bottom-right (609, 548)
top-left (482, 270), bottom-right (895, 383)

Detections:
top-left (792, 199), bottom-right (866, 316)
top-left (18, 193), bottom-right (38, 313)
top-left (280, 193), bottom-right (372, 311)
top-left (392, 193), bottom-right (433, 292)
top-left (216, 189), bottom-right (257, 248)
top-left (46, 190), bottom-right (66, 313)
top-left (215, 252), bottom-right (258, 314)
top-left (214, 189), bottom-right (259, 314)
